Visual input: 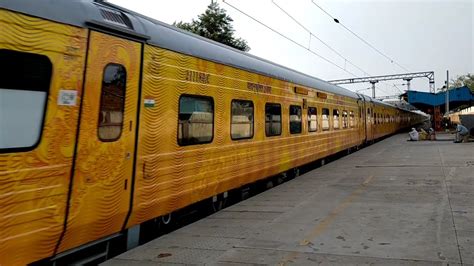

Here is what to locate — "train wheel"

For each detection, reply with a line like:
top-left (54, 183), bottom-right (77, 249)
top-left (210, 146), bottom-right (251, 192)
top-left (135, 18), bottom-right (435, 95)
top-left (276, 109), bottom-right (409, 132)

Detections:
top-left (240, 186), bottom-right (252, 201)
top-left (211, 192), bottom-right (227, 212)
top-left (274, 174), bottom-right (284, 185)
top-left (160, 213), bottom-right (173, 232)
top-left (264, 179), bottom-right (274, 189)
top-left (161, 213), bottom-right (172, 225)
top-left (293, 167), bottom-right (300, 178)
top-left (287, 167), bottom-right (300, 179)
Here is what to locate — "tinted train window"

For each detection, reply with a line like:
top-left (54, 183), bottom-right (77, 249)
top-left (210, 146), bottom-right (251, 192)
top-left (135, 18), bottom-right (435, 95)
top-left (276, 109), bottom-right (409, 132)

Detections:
top-left (0, 49), bottom-right (52, 151)
top-left (178, 95), bottom-right (214, 145)
top-left (350, 111), bottom-right (355, 127)
top-left (98, 64), bottom-right (126, 141)
top-left (265, 103), bottom-right (281, 136)
top-left (308, 107), bottom-right (317, 132)
top-left (333, 109), bottom-right (340, 129)
top-left (231, 100), bottom-right (254, 140)
top-left (342, 110), bottom-right (348, 129)
top-left (289, 105), bottom-right (302, 134)
top-left (322, 108), bottom-right (330, 131)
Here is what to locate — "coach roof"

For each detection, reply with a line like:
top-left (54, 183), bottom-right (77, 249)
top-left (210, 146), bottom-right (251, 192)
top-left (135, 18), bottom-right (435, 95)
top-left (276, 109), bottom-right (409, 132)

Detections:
top-left (1, 0), bottom-right (361, 98)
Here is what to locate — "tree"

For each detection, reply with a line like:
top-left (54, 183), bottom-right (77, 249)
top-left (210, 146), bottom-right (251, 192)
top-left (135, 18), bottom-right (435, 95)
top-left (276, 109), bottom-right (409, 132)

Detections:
top-left (451, 74), bottom-right (474, 91)
top-left (173, 2), bottom-right (250, 52)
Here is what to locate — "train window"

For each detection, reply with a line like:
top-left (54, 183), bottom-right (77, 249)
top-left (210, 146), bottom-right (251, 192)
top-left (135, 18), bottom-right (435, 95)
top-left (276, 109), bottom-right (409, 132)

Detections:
top-left (289, 105), bottom-right (302, 134)
top-left (342, 110), bottom-right (348, 129)
top-left (98, 64), bottom-right (126, 142)
top-left (373, 112), bottom-right (376, 124)
top-left (308, 107), bottom-right (317, 132)
top-left (0, 49), bottom-right (52, 151)
top-left (349, 111), bottom-right (355, 128)
top-left (178, 95), bottom-right (214, 145)
top-left (333, 109), bottom-right (340, 129)
top-left (265, 103), bottom-right (281, 136)
top-left (231, 100), bottom-right (254, 140)
top-left (322, 108), bottom-right (330, 130)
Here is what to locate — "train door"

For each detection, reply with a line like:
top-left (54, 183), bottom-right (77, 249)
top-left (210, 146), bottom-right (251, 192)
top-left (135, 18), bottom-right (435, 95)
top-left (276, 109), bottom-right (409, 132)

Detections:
top-left (0, 9), bottom-right (88, 265)
top-left (366, 102), bottom-right (374, 141)
top-left (57, 31), bottom-right (142, 253)
top-left (357, 98), bottom-right (367, 142)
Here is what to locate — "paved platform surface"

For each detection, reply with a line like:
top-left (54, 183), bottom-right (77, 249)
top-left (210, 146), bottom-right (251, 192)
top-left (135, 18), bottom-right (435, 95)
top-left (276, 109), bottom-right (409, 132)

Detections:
top-left (104, 134), bottom-right (474, 265)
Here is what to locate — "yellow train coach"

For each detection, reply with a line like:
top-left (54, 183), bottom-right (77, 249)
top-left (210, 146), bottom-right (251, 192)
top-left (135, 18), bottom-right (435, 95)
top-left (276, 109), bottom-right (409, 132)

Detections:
top-left (0, 1), bottom-right (425, 265)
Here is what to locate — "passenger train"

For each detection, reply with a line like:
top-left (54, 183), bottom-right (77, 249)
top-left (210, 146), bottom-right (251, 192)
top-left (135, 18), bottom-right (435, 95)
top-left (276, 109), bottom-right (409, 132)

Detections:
top-left (0, 1), bottom-right (426, 264)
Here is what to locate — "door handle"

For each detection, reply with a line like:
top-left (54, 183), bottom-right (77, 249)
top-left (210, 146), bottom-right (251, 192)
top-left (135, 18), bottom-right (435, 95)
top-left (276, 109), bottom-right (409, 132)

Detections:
top-left (125, 152), bottom-right (131, 159)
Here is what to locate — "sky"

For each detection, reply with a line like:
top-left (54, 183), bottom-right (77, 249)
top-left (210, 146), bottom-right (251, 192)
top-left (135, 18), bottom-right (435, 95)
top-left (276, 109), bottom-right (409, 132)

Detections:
top-left (109, 0), bottom-right (473, 98)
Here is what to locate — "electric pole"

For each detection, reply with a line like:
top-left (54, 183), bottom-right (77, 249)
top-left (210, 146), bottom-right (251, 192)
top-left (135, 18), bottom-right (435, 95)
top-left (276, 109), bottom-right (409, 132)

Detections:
top-left (370, 81), bottom-right (377, 98)
top-left (446, 70), bottom-right (449, 115)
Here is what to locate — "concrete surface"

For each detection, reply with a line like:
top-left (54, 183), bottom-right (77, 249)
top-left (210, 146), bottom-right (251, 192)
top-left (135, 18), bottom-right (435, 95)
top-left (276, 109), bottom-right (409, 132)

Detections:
top-left (104, 133), bottom-right (474, 265)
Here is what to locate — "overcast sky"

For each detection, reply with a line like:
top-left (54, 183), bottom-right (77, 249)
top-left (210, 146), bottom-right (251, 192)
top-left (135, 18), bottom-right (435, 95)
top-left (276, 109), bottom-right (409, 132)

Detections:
top-left (110, 0), bottom-right (473, 98)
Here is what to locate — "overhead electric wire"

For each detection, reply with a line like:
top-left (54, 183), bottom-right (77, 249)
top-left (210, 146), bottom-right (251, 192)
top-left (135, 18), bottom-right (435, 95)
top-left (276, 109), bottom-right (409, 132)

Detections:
top-left (222, 0), bottom-right (401, 97)
top-left (221, 0), bottom-right (359, 77)
top-left (310, 0), bottom-right (410, 72)
top-left (271, 0), bottom-right (371, 76)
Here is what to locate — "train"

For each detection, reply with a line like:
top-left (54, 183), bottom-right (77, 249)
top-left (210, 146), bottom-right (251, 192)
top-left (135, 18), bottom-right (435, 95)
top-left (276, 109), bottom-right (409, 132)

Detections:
top-left (0, 1), bottom-right (427, 265)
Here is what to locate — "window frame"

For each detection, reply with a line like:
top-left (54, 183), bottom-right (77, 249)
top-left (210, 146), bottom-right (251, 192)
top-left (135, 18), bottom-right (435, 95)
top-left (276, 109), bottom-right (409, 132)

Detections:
top-left (97, 63), bottom-right (127, 142)
top-left (265, 102), bottom-right (282, 137)
top-left (0, 49), bottom-right (52, 153)
top-left (230, 99), bottom-right (254, 140)
top-left (177, 94), bottom-right (215, 146)
top-left (289, 105), bottom-right (302, 134)
top-left (307, 106), bottom-right (318, 133)
top-left (322, 108), bottom-right (330, 131)
top-left (349, 111), bottom-right (355, 128)
top-left (342, 110), bottom-right (348, 129)
top-left (333, 109), bottom-right (340, 130)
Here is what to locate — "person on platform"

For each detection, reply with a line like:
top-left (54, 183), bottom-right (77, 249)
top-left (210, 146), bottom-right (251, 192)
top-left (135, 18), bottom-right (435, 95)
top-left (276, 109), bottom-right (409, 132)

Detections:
top-left (408, 128), bottom-right (419, 141)
top-left (428, 128), bottom-right (436, 140)
top-left (454, 124), bottom-right (469, 143)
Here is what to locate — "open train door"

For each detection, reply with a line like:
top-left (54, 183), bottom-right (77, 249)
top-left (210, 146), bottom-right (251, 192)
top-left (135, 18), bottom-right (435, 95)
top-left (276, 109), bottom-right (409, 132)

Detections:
top-left (56, 31), bottom-right (142, 255)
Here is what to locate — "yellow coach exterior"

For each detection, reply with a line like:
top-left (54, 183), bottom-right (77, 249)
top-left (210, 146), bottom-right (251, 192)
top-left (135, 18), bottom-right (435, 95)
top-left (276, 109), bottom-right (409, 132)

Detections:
top-left (56, 31), bottom-right (141, 255)
top-left (0, 10), bottom-right (87, 265)
top-left (126, 45), bottom-right (364, 226)
top-left (0, 7), bottom-right (420, 265)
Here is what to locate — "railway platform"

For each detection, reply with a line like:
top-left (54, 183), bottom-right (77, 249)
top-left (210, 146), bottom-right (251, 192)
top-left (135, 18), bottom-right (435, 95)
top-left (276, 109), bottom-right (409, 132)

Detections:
top-left (104, 133), bottom-right (474, 265)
